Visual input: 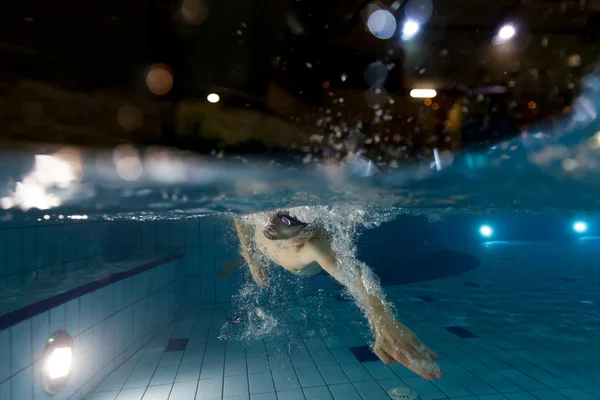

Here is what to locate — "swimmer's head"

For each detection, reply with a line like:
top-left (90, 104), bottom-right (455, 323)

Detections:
top-left (263, 211), bottom-right (308, 240)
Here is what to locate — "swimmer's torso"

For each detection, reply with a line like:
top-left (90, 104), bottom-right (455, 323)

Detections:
top-left (252, 220), bottom-right (323, 276)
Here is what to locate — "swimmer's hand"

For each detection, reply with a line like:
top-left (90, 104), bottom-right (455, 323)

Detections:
top-left (249, 261), bottom-right (269, 288)
top-left (373, 315), bottom-right (441, 380)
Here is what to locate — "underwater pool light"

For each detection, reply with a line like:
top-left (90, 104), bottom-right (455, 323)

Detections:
top-left (479, 225), bottom-right (493, 238)
top-left (573, 221), bottom-right (588, 233)
top-left (42, 331), bottom-right (73, 395)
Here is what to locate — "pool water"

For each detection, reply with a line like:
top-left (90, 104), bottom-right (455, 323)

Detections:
top-left (84, 230), bottom-right (600, 400)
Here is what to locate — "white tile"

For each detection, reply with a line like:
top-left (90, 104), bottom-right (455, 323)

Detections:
top-left (186, 249), bottom-right (201, 276)
top-left (0, 380), bottom-right (9, 400)
top-left (185, 220), bottom-right (200, 248)
top-left (200, 248), bottom-right (216, 275)
top-left (160, 351), bottom-right (184, 367)
top-left (249, 372), bottom-right (275, 394)
top-left (327, 383), bottom-right (361, 400)
top-left (295, 367), bottom-right (325, 388)
top-left (302, 386), bottom-right (332, 400)
top-left (143, 384), bottom-right (172, 400)
top-left (89, 391), bottom-right (119, 400)
top-left (199, 218), bottom-right (215, 246)
top-left (169, 381), bottom-right (198, 400)
top-left (352, 380), bottom-right (392, 400)
top-left (431, 373), bottom-right (471, 398)
top-left (200, 358), bottom-right (224, 379)
top-left (339, 363), bottom-right (373, 383)
top-left (116, 387), bottom-right (146, 400)
top-left (276, 389), bottom-right (306, 400)
top-left (150, 366), bottom-right (178, 386)
top-left (247, 357), bottom-right (270, 374)
top-left (251, 393), bottom-right (277, 400)
top-left (176, 364), bottom-right (201, 382)
top-left (200, 276), bottom-right (216, 305)
top-left (316, 364), bottom-right (348, 385)
top-left (196, 377), bottom-right (223, 399)
top-left (225, 357), bottom-right (248, 376)
top-left (10, 319), bottom-right (32, 374)
top-left (11, 365), bottom-right (32, 400)
top-left (0, 329), bottom-right (10, 382)
top-left (401, 376), bottom-right (447, 400)
top-left (224, 374), bottom-right (249, 397)
top-left (123, 366), bottom-right (156, 389)
top-left (187, 277), bottom-right (201, 305)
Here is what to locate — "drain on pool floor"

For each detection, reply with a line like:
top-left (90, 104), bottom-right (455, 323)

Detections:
top-left (388, 387), bottom-right (418, 400)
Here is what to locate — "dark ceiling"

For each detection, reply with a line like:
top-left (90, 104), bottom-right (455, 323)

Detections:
top-left (0, 0), bottom-right (599, 157)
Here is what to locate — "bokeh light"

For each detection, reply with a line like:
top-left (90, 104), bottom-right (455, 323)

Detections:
top-left (573, 221), bottom-right (588, 233)
top-left (498, 24), bottom-right (516, 40)
top-left (479, 225), bottom-right (493, 238)
top-left (410, 89), bottom-right (437, 98)
top-left (113, 145), bottom-right (143, 181)
top-left (401, 19), bottom-right (420, 40)
top-left (180, 0), bottom-right (209, 25)
top-left (207, 93), bottom-right (220, 103)
top-left (146, 64), bottom-right (173, 96)
top-left (367, 9), bottom-right (397, 40)
top-left (404, 0), bottom-right (433, 24)
top-left (117, 157), bottom-right (143, 181)
top-left (493, 24), bottom-right (516, 44)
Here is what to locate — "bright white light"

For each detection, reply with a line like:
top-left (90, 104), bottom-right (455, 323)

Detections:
top-left (2, 150), bottom-right (82, 211)
top-left (498, 24), bottom-right (516, 40)
top-left (410, 89), bottom-right (437, 98)
top-left (68, 215), bottom-right (88, 220)
top-left (402, 19), bottom-right (420, 40)
top-left (207, 93), bottom-right (220, 103)
top-left (45, 347), bottom-right (72, 380)
top-left (573, 221), bottom-right (588, 233)
top-left (116, 156), bottom-right (143, 181)
top-left (367, 10), bottom-right (397, 40)
top-left (479, 225), bottom-right (493, 238)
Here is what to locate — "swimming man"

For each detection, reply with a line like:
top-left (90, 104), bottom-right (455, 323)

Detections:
top-left (220, 210), bottom-right (441, 380)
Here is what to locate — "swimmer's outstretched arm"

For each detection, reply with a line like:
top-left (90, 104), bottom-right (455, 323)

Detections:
top-left (307, 228), bottom-right (441, 381)
top-left (234, 218), bottom-right (269, 287)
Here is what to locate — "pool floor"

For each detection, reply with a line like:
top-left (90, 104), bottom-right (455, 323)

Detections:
top-left (89, 242), bottom-right (600, 400)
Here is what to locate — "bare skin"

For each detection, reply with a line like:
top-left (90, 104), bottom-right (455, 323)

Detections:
top-left (227, 213), bottom-right (442, 380)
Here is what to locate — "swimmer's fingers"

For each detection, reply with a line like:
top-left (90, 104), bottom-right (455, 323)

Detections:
top-left (406, 341), bottom-right (437, 361)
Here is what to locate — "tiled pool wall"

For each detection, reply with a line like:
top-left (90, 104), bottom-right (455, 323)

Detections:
top-left (0, 218), bottom-right (142, 291)
top-left (0, 215), bottom-right (239, 400)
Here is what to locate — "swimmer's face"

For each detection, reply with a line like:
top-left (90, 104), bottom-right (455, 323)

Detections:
top-left (263, 211), bottom-right (307, 240)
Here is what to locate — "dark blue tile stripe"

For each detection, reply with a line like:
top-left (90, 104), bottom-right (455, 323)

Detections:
top-left (445, 326), bottom-right (478, 339)
top-left (0, 254), bottom-right (182, 331)
top-left (418, 295), bottom-right (438, 303)
top-left (165, 338), bottom-right (189, 352)
top-left (349, 345), bottom-right (379, 362)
